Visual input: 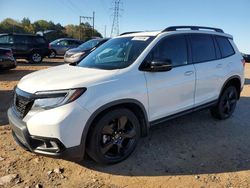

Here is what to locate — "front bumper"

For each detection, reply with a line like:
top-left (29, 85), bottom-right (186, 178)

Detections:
top-left (64, 56), bottom-right (82, 64)
top-left (8, 107), bottom-right (84, 161)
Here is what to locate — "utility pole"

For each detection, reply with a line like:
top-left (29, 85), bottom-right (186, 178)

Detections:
top-left (79, 16), bottom-right (81, 40)
top-left (104, 25), bottom-right (107, 38)
top-left (93, 11), bottom-right (95, 36)
top-left (110, 0), bottom-right (122, 37)
top-left (79, 12), bottom-right (95, 40)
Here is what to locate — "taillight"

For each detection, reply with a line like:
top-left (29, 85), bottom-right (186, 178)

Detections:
top-left (241, 59), bottom-right (246, 68)
top-left (48, 44), bottom-right (51, 49)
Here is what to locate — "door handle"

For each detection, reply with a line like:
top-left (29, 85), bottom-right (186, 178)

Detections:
top-left (216, 64), bottom-right (223, 68)
top-left (184, 71), bottom-right (194, 76)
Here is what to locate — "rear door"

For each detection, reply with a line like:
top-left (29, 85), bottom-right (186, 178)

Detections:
top-left (13, 35), bottom-right (30, 57)
top-left (189, 34), bottom-right (225, 106)
top-left (56, 40), bottom-right (70, 55)
top-left (144, 35), bottom-right (196, 121)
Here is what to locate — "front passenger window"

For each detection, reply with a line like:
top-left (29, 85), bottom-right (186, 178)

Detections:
top-left (152, 35), bottom-right (188, 67)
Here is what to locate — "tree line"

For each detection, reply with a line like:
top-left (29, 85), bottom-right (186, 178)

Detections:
top-left (0, 18), bottom-right (102, 42)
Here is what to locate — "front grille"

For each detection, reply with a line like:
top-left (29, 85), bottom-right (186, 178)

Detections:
top-left (14, 92), bottom-right (34, 119)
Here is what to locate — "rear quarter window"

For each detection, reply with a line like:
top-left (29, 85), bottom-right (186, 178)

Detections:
top-left (216, 36), bottom-right (235, 58)
top-left (34, 37), bottom-right (47, 44)
top-left (190, 34), bottom-right (216, 63)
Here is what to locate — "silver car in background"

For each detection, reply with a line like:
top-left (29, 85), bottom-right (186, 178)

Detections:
top-left (64, 38), bottom-right (109, 64)
top-left (49, 38), bottom-right (83, 58)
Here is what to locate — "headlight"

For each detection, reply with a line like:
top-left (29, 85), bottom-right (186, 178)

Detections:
top-left (70, 52), bottom-right (85, 59)
top-left (31, 88), bottom-right (86, 110)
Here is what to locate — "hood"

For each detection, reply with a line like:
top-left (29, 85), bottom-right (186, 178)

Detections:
top-left (66, 47), bottom-right (91, 54)
top-left (18, 64), bottom-right (119, 94)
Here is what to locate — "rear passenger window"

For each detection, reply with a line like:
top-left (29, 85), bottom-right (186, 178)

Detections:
top-left (190, 34), bottom-right (216, 63)
top-left (14, 36), bottom-right (29, 44)
top-left (152, 35), bottom-right (188, 67)
top-left (216, 36), bottom-right (235, 58)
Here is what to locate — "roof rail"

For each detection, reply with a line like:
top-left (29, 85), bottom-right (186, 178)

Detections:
top-left (119, 31), bottom-right (142, 36)
top-left (162, 26), bottom-right (224, 33)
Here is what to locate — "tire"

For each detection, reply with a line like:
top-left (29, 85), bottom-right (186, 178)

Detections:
top-left (49, 50), bottom-right (56, 58)
top-left (210, 86), bottom-right (238, 120)
top-left (86, 108), bottom-right (141, 164)
top-left (30, 52), bottom-right (43, 63)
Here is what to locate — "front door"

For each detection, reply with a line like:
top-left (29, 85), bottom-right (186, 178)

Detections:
top-left (143, 35), bottom-right (196, 121)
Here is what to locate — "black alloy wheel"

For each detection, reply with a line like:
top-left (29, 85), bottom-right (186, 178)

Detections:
top-left (211, 86), bottom-right (238, 120)
top-left (87, 108), bottom-right (140, 164)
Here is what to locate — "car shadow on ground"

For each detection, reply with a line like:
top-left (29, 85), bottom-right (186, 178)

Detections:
top-left (79, 96), bottom-right (250, 176)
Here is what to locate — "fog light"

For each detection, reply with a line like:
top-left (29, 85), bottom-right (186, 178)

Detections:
top-left (36, 141), bottom-right (61, 153)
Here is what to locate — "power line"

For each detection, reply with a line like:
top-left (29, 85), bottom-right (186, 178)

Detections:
top-left (110, 0), bottom-right (122, 37)
top-left (79, 12), bottom-right (95, 40)
top-left (68, 0), bottom-right (84, 15)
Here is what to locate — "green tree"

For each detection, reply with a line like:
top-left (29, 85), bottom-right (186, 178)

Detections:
top-left (0, 18), bottom-right (25, 33)
top-left (21, 17), bottom-right (34, 33)
top-left (0, 17), bottom-right (102, 42)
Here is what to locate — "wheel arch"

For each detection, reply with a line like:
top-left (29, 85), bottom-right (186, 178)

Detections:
top-left (80, 99), bottom-right (149, 158)
top-left (220, 75), bottom-right (242, 99)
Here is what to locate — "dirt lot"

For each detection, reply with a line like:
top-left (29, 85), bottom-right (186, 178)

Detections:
top-left (0, 59), bottom-right (250, 188)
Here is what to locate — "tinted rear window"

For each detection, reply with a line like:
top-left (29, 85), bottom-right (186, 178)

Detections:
top-left (190, 34), bottom-right (216, 63)
top-left (216, 36), bottom-right (235, 58)
top-left (14, 35), bottom-right (29, 43)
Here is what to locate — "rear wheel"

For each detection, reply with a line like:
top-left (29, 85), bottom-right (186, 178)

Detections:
top-left (210, 86), bottom-right (238, 120)
top-left (30, 52), bottom-right (43, 63)
top-left (86, 108), bottom-right (140, 164)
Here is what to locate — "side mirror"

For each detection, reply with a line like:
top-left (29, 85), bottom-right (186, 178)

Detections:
top-left (141, 59), bottom-right (172, 72)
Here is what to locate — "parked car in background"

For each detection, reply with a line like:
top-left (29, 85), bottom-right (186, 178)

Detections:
top-left (0, 33), bottom-right (50, 63)
top-left (49, 38), bottom-right (83, 58)
top-left (64, 38), bottom-right (110, 64)
top-left (242, 53), bottom-right (250, 62)
top-left (0, 48), bottom-right (16, 70)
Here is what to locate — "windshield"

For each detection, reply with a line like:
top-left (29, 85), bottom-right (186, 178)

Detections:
top-left (78, 39), bottom-right (102, 50)
top-left (77, 36), bottom-right (154, 70)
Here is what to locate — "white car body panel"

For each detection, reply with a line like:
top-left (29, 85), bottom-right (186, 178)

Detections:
top-left (144, 64), bottom-right (196, 121)
top-left (17, 64), bottom-right (119, 93)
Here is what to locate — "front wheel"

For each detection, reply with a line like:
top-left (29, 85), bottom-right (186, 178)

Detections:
top-left (210, 86), bottom-right (238, 120)
top-left (86, 108), bottom-right (140, 164)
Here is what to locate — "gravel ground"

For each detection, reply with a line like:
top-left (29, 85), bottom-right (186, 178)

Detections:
top-left (0, 59), bottom-right (250, 188)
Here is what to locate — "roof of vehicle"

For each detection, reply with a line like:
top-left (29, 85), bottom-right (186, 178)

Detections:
top-left (55, 38), bottom-right (82, 41)
top-left (0, 33), bottom-right (44, 37)
top-left (118, 26), bottom-right (233, 39)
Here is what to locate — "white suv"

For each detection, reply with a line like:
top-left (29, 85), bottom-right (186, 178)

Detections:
top-left (8, 26), bottom-right (245, 164)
